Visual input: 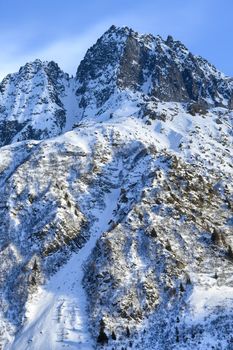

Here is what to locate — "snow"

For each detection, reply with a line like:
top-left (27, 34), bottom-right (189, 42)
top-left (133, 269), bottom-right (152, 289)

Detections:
top-left (53, 130), bottom-right (92, 154)
top-left (142, 73), bottom-right (152, 94)
top-left (62, 78), bottom-right (80, 132)
top-left (186, 273), bottom-right (233, 323)
top-left (9, 185), bottom-right (121, 350)
top-left (188, 284), bottom-right (233, 322)
top-left (114, 102), bottom-right (139, 119)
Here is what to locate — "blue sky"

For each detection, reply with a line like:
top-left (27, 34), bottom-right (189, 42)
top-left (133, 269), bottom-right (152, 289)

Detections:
top-left (0, 0), bottom-right (232, 80)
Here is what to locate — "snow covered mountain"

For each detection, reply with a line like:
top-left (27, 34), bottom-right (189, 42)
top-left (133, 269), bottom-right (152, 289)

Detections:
top-left (0, 59), bottom-right (78, 147)
top-left (1, 25), bottom-right (233, 147)
top-left (0, 26), bottom-right (232, 350)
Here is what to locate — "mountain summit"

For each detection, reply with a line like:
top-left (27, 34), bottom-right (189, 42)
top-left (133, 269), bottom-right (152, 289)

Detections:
top-left (76, 25), bottom-right (233, 114)
top-left (0, 26), bottom-right (232, 350)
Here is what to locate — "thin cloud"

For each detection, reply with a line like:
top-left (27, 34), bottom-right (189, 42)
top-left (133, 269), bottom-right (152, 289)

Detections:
top-left (0, 21), bottom-right (111, 80)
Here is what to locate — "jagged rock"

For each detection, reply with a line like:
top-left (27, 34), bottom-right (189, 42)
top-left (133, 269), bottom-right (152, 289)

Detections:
top-left (187, 102), bottom-right (208, 116)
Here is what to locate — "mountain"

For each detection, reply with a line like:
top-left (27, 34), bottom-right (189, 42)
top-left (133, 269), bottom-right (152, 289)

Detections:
top-left (1, 26), bottom-right (233, 147)
top-left (0, 26), bottom-right (232, 350)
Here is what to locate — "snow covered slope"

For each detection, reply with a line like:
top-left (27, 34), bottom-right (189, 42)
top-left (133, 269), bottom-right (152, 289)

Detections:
top-left (11, 186), bottom-right (121, 350)
top-left (0, 26), bottom-right (232, 350)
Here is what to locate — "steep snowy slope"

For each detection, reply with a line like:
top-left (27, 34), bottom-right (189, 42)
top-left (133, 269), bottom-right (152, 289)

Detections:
top-left (0, 106), bottom-right (232, 349)
top-left (11, 186), bottom-right (121, 350)
top-left (0, 26), bottom-right (232, 350)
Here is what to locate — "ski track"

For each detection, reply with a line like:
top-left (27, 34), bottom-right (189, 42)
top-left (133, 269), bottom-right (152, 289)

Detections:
top-left (10, 187), bottom-right (121, 350)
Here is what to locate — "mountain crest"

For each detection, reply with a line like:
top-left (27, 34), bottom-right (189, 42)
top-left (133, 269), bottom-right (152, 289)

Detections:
top-left (0, 25), bottom-right (233, 147)
top-left (74, 25), bottom-right (233, 121)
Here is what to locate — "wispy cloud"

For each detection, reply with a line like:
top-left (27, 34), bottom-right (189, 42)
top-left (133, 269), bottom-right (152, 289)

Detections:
top-left (0, 21), bottom-right (111, 80)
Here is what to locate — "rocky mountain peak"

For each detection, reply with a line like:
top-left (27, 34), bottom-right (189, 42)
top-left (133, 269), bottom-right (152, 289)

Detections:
top-left (75, 25), bottom-right (233, 117)
top-left (18, 59), bottom-right (44, 77)
top-left (165, 35), bottom-right (174, 45)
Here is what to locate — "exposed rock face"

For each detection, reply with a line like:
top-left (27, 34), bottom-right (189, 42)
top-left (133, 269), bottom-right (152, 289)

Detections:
top-left (0, 26), bottom-right (232, 350)
top-left (75, 25), bottom-right (128, 117)
top-left (75, 25), bottom-right (233, 118)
